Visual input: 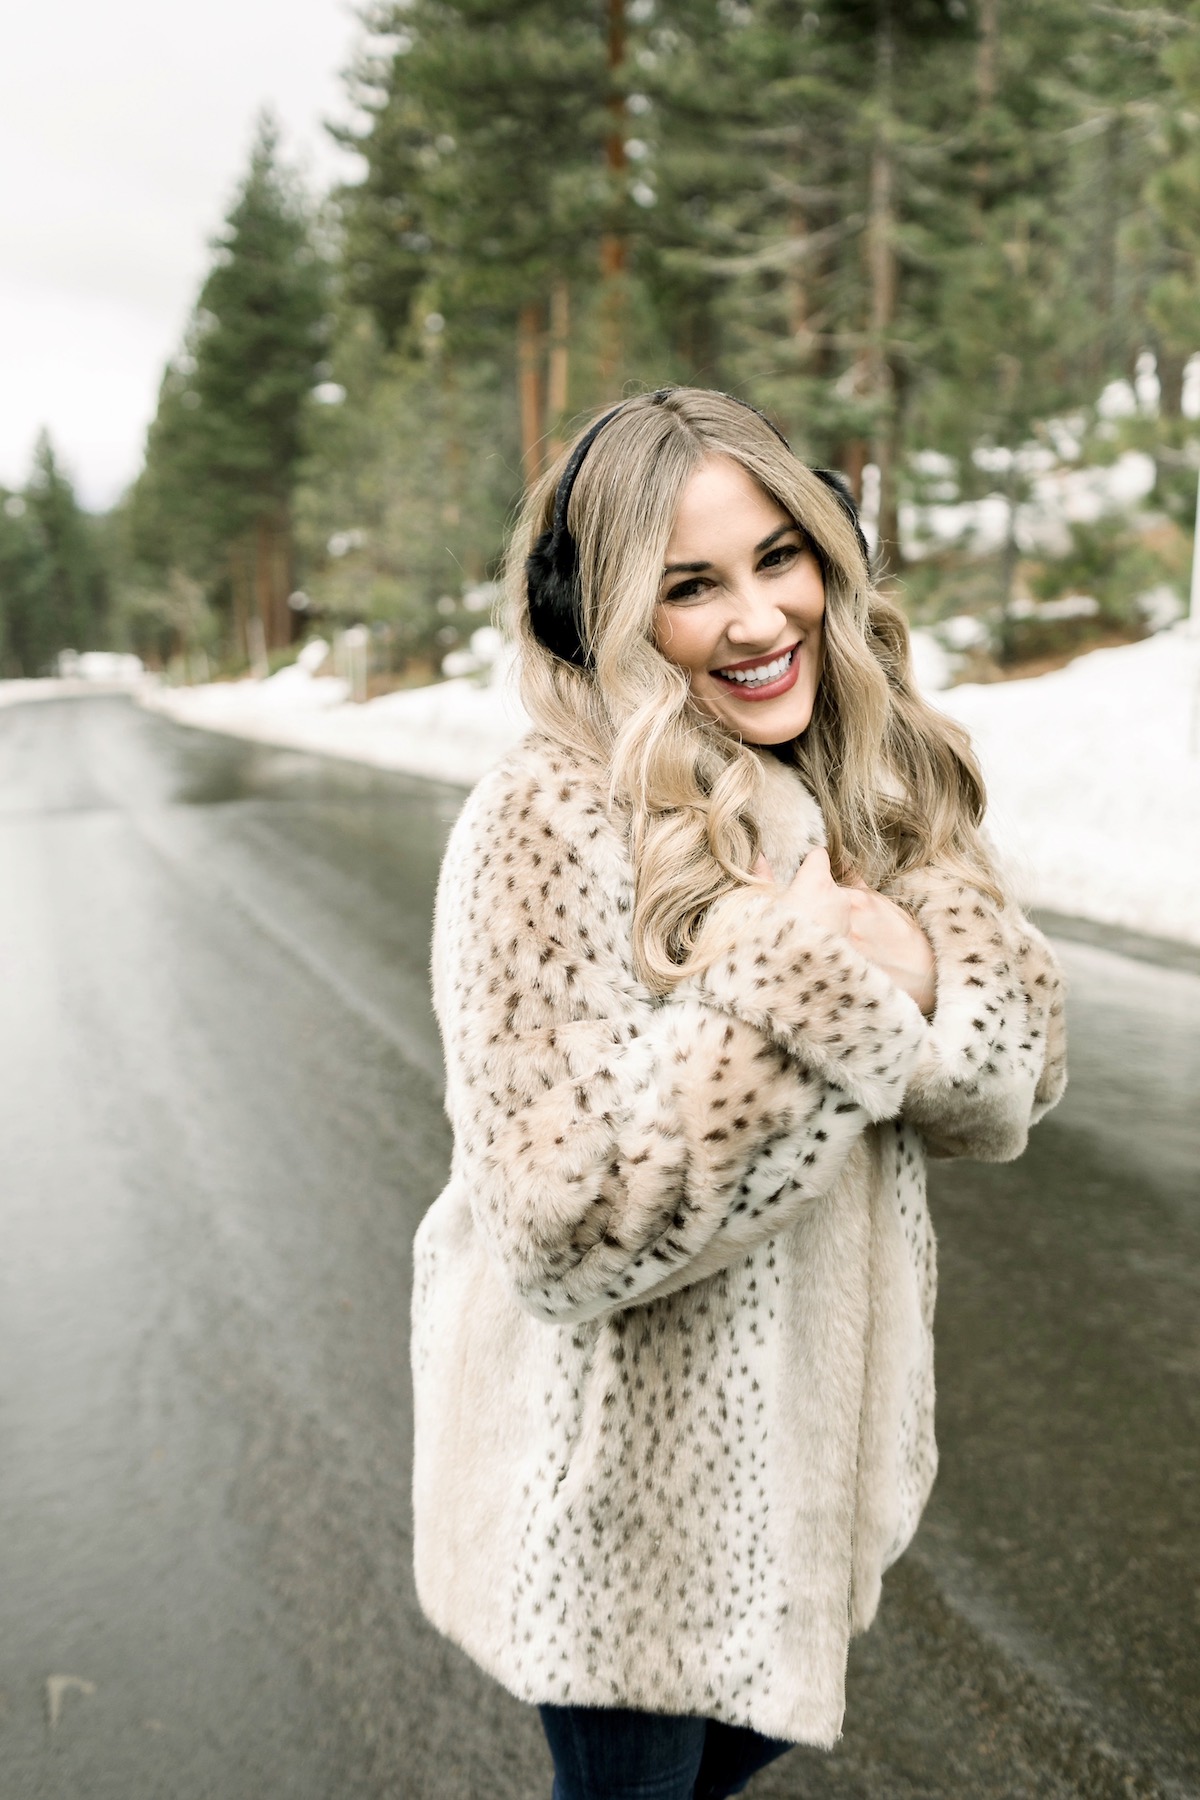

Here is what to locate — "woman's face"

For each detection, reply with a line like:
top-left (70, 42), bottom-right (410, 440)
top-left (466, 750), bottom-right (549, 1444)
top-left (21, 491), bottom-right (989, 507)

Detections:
top-left (654, 455), bottom-right (826, 745)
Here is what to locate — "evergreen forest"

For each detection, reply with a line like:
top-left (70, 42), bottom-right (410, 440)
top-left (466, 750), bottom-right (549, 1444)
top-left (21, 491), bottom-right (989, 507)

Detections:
top-left (4, 0), bottom-right (1200, 682)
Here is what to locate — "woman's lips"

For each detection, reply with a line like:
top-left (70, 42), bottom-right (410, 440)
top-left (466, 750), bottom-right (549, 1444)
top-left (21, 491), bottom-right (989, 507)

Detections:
top-left (710, 642), bottom-right (801, 701)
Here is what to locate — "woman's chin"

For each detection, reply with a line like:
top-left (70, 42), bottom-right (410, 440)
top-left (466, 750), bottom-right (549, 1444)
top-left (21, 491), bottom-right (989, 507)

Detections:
top-left (702, 684), bottom-right (818, 745)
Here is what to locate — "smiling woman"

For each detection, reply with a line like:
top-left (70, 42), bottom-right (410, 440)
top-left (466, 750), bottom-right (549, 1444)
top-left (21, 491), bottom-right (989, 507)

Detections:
top-left (411, 388), bottom-right (1067, 1800)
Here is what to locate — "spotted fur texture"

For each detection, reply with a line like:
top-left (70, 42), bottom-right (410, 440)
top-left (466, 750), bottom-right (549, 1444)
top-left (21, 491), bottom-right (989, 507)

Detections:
top-left (412, 733), bottom-right (1067, 1747)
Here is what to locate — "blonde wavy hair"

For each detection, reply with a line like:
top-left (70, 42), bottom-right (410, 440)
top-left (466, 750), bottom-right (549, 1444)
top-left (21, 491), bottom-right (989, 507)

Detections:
top-left (506, 387), bottom-right (1000, 993)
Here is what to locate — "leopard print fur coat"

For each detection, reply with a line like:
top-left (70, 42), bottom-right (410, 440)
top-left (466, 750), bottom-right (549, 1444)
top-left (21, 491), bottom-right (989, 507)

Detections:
top-left (411, 730), bottom-right (1066, 1747)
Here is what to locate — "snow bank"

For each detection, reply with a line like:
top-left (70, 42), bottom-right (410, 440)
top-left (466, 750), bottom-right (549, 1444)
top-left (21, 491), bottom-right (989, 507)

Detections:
top-left (932, 628), bottom-right (1200, 946)
top-left (139, 629), bottom-right (1200, 947)
top-left (142, 662), bottom-right (530, 789)
top-left (0, 674), bottom-right (150, 707)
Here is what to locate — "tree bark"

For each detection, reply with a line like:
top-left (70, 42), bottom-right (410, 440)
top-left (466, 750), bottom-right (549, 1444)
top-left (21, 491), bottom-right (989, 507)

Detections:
top-left (439, 358), bottom-right (464, 535)
top-left (786, 204), bottom-right (809, 344)
top-left (1157, 346), bottom-right (1186, 420)
top-left (546, 278), bottom-right (571, 461)
top-left (1095, 112), bottom-right (1122, 379)
top-left (228, 541), bottom-right (249, 666)
top-left (841, 438), bottom-right (867, 507)
top-left (997, 473), bottom-right (1021, 661)
top-left (866, 2), bottom-right (900, 573)
top-left (254, 515), bottom-right (274, 653)
top-left (518, 302), bottom-right (546, 485)
top-left (973, 0), bottom-right (999, 205)
top-left (977, 0), bottom-right (998, 107)
top-left (272, 508), bottom-right (294, 648)
top-left (599, 0), bottom-right (628, 395)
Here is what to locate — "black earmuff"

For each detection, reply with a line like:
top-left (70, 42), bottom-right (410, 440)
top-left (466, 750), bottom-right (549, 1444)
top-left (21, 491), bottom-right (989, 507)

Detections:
top-left (810, 468), bottom-right (870, 564)
top-left (525, 389), bottom-right (867, 668)
top-left (524, 401), bottom-right (627, 669)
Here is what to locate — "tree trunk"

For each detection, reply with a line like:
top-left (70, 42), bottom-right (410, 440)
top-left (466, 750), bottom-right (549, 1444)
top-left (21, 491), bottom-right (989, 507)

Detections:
top-left (877, 359), bottom-right (908, 576)
top-left (1157, 346), bottom-right (1186, 420)
top-left (973, 0), bottom-right (999, 206)
top-left (272, 508), bottom-right (294, 648)
top-left (518, 302), bottom-right (546, 485)
top-left (1096, 113), bottom-right (1122, 379)
top-left (786, 204), bottom-right (809, 345)
top-left (443, 359), bottom-right (465, 530)
top-left (255, 513), bottom-right (286, 653)
top-left (545, 278), bottom-right (571, 461)
top-left (866, 2), bottom-right (900, 573)
top-left (841, 438), bottom-right (867, 507)
top-left (599, 0), bottom-right (628, 396)
top-left (229, 541), bottom-right (249, 666)
top-left (997, 476), bottom-right (1021, 661)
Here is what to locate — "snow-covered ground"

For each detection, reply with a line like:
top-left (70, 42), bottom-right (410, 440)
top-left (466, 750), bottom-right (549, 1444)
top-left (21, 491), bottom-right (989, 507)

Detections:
top-left (139, 654), bottom-right (529, 789)
top-left (931, 630), bottom-right (1199, 946)
top-left (0, 673), bottom-right (148, 707)
top-left (132, 627), bottom-right (1200, 948)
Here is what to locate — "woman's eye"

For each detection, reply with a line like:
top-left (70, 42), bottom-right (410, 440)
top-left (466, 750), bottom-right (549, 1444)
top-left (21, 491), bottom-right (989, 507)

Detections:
top-left (663, 578), bottom-right (710, 603)
top-left (760, 542), bottom-right (801, 571)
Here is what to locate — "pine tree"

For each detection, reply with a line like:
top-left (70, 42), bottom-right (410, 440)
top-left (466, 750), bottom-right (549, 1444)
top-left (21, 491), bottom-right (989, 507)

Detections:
top-left (293, 309), bottom-right (517, 667)
top-left (131, 115), bottom-right (329, 654)
top-left (337, 0), bottom-right (682, 478)
top-left (0, 492), bottom-right (50, 677)
top-left (0, 436), bottom-right (109, 675)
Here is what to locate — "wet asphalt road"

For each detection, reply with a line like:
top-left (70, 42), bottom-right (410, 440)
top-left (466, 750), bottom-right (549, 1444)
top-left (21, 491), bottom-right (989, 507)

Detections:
top-left (0, 694), bottom-right (1196, 1800)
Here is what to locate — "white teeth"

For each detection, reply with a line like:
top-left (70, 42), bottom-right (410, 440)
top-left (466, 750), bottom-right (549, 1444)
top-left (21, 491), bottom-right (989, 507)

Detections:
top-left (719, 647), bottom-right (794, 686)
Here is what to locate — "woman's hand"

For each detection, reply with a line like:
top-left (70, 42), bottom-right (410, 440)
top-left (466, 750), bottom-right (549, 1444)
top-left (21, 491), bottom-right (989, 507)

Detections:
top-left (754, 849), bottom-right (937, 1017)
top-left (753, 845), bottom-right (853, 940)
top-left (843, 880), bottom-right (937, 1017)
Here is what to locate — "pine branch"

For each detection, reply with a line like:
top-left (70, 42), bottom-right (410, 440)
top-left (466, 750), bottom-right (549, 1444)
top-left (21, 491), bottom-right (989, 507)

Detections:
top-left (678, 214), bottom-right (864, 278)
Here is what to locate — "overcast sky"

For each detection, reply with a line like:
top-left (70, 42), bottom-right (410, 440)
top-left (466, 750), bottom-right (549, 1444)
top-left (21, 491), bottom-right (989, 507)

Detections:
top-left (1, 0), bottom-right (363, 509)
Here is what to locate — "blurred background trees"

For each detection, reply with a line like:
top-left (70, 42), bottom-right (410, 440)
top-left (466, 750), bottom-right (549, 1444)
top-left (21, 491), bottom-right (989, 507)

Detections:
top-left (4, 0), bottom-right (1199, 680)
top-left (123, 114), bottom-right (330, 669)
top-left (0, 434), bottom-right (110, 677)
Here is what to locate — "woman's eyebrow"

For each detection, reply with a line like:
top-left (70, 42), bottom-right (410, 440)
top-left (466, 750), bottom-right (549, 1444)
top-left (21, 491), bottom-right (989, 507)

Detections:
top-left (661, 523), bottom-right (799, 578)
top-left (661, 558), bottom-right (711, 576)
top-left (756, 523), bottom-right (799, 552)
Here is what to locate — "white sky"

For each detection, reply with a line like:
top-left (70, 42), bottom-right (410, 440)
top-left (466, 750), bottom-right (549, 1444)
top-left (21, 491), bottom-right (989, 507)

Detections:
top-left (1, 0), bottom-right (364, 510)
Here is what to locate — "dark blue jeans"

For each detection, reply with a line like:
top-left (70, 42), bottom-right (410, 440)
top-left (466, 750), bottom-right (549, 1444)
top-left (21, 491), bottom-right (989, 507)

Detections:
top-left (539, 1702), bottom-right (795, 1800)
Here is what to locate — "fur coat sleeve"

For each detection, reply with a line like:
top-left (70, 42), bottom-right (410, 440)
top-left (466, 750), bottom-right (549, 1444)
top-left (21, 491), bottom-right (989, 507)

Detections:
top-left (885, 867), bottom-right (1068, 1160)
top-left (433, 742), bottom-right (929, 1327)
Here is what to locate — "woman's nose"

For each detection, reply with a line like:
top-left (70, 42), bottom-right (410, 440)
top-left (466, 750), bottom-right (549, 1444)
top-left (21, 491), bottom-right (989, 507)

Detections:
top-left (723, 580), bottom-right (786, 646)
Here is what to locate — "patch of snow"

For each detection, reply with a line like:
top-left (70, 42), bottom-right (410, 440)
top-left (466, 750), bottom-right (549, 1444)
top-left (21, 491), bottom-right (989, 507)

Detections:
top-left (1009, 594), bottom-right (1099, 622)
top-left (903, 449), bottom-right (1158, 561)
top-left (1137, 585), bottom-right (1184, 632)
top-left (296, 637), bottom-right (331, 674)
top-left (929, 628), bottom-right (1200, 946)
top-left (1183, 353), bottom-right (1200, 421)
top-left (939, 614), bottom-right (991, 652)
top-left (57, 649), bottom-right (145, 682)
top-left (463, 581), bottom-right (501, 614)
top-left (143, 657), bottom-right (530, 789)
top-left (441, 649), bottom-right (481, 678)
top-left (908, 629), bottom-right (956, 693)
top-left (1134, 349), bottom-right (1160, 415)
top-left (1098, 378), bottom-right (1138, 420)
top-left (259, 663), bottom-right (350, 708)
top-left (442, 625), bottom-right (508, 679)
top-left (1, 671), bottom-right (153, 706)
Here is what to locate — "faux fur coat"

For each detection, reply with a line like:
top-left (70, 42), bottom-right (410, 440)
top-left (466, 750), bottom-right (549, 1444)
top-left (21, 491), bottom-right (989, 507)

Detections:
top-left (411, 730), bottom-right (1066, 1748)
